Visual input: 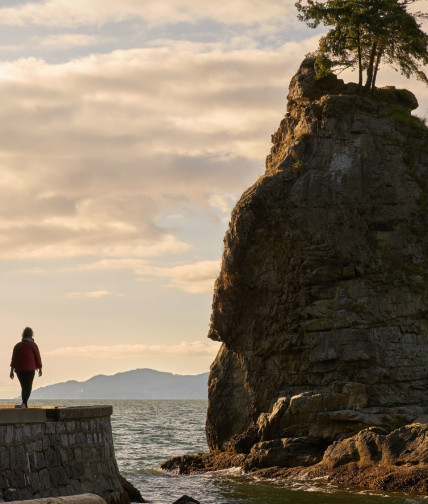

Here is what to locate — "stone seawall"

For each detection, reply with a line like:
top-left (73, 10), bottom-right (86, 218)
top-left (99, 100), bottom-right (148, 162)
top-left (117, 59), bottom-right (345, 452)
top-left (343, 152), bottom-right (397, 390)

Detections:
top-left (0, 406), bottom-right (128, 503)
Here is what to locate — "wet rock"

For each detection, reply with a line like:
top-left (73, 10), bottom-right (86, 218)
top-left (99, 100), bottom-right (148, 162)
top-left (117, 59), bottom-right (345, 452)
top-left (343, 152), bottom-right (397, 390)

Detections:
top-left (172, 496), bottom-right (200, 504)
top-left (244, 437), bottom-right (328, 469)
top-left (322, 423), bottom-right (428, 468)
top-left (160, 452), bottom-right (245, 475)
top-left (119, 475), bottom-right (146, 503)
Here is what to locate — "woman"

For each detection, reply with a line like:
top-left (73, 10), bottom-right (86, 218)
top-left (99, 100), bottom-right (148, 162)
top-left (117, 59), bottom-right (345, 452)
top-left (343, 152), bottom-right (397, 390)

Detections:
top-left (10, 327), bottom-right (43, 408)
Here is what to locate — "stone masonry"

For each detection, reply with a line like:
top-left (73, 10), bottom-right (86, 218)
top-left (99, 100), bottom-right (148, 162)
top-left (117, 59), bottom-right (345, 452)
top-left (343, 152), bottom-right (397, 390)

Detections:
top-left (0, 406), bottom-right (128, 503)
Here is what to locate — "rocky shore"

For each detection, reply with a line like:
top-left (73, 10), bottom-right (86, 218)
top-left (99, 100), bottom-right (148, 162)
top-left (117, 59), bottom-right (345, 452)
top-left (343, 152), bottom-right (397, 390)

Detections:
top-left (163, 58), bottom-right (428, 496)
top-left (162, 422), bottom-right (428, 494)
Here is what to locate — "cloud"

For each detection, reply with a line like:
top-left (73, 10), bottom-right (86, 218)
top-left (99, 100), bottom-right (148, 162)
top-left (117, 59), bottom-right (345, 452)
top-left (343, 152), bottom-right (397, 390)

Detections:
top-left (209, 193), bottom-right (236, 214)
top-left (0, 0), bottom-right (296, 28)
top-left (46, 340), bottom-right (221, 357)
top-left (1, 235), bottom-right (191, 261)
top-left (0, 39), bottom-right (321, 262)
top-left (136, 259), bottom-right (221, 293)
top-left (67, 290), bottom-right (123, 298)
top-left (38, 33), bottom-right (101, 50)
top-left (68, 257), bottom-right (221, 293)
top-left (0, 36), bottom-right (424, 267)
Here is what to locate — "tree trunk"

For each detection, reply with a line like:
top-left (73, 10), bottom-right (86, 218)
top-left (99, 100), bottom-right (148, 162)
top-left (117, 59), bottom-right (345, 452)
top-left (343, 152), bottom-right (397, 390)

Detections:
top-left (357, 29), bottom-right (363, 87)
top-left (371, 48), bottom-right (384, 91)
top-left (365, 42), bottom-right (377, 89)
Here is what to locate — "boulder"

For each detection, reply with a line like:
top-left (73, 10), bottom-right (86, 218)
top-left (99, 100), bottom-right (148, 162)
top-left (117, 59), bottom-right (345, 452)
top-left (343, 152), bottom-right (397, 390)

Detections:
top-left (119, 475), bottom-right (146, 503)
top-left (323, 423), bottom-right (428, 468)
top-left (172, 496), bottom-right (200, 504)
top-left (244, 437), bottom-right (328, 469)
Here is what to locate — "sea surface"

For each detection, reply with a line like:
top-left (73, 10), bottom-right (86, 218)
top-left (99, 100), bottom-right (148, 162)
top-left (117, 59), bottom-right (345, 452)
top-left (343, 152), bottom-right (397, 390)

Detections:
top-left (5, 398), bottom-right (428, 504)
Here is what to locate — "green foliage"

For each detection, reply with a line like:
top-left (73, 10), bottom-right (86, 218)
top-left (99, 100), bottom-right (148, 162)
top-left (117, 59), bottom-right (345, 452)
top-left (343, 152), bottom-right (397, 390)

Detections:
top-left (314, 52), bottom-right (334, 78)
top-left (391, 107), bottom-right (428, 131)
top-left (292, 159), bottom-right (305, 172)
top-left (295, 0), bottom-right (428, 90)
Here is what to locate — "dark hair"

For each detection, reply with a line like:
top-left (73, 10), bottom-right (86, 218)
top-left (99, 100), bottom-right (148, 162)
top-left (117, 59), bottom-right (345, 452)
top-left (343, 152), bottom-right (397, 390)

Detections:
top-left (22, 327), bottom-right (33, 339)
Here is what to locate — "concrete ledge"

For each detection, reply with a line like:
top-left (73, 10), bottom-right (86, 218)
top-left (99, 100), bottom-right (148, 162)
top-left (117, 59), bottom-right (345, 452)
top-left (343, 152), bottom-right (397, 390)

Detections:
top-left (46, 406), bottom-right (113, 421)
top-left (5, 493), bottom-right (107, 504)
top-left (0, 406), bottom-right (113, 424)
top-left (0, 408), bottom-right (46, 424)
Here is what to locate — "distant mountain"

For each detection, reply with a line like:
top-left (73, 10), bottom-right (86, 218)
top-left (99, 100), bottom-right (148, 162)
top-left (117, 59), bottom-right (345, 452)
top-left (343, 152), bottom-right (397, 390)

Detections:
top-left (32, 369), bottom-right (209, 399)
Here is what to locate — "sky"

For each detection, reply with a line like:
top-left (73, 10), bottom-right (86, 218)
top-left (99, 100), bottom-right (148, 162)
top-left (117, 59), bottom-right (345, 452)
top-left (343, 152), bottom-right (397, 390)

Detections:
top-left (1, 0), bottom-right (427, 398)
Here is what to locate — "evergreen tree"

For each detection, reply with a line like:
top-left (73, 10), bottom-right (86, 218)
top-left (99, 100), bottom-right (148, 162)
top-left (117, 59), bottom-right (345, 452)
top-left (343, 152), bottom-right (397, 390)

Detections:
top-left (296, 0), bottom-right (428, 90)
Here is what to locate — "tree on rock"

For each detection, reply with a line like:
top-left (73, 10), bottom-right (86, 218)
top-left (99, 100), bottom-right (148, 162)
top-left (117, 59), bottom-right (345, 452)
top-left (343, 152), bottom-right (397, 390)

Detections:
top-left (295, 0), bottom-right (428, 90)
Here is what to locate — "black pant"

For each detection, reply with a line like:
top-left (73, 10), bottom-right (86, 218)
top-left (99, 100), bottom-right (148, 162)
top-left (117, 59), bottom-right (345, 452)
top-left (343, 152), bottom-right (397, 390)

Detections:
top-left (16, 370), bottom-right (35, 406)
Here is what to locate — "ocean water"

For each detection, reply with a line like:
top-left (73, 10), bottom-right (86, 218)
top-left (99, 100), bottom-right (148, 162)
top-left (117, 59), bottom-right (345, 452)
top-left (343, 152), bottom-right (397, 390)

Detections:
top-left (5, 398), bottom-right (428, 504)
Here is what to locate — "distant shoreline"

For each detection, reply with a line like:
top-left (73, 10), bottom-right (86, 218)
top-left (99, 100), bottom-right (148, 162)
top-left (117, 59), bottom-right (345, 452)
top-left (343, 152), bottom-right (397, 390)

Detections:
top-left (31, 368), bottom-right (209, 400)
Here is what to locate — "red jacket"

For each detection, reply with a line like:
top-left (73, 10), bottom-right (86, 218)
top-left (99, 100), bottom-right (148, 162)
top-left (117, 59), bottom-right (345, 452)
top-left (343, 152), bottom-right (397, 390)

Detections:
top-left (11, 340), bottom-right (42, 371)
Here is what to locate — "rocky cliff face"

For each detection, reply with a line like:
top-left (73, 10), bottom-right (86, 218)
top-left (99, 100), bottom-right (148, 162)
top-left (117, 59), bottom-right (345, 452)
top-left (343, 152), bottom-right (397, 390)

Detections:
top-left (206, 58), bottom-right (428, 454)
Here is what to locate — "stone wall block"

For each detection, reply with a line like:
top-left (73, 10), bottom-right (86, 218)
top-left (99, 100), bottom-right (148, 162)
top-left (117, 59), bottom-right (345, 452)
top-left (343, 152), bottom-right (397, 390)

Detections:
top-left (95, 446), bottom-right (104, 459)
top-left (60, 433), bottom-right (69, 446)
top-left (36, 452), bottom-right (47, 471)
top-left (71, 461), bottom-right (85, 479)
top-left (9, 445), bottom-right (18, 470)
top-left (66, 421), bottom-right (76, 431)
top-left (55, 422), bottom-right (66, 434)
top-left (59, 448), bottom-right (69, 465)
top-left (39, 468), bottom-right (52, 491)
top-left (73, 447), bottom-right (82, 461)
top-left (5, 425), bottom-right (14, 444)
top-left (58, 466), bottom-right (69, 486)
top-left (49, 433), bottom-right (61, 447)
top-left (107, 461), bottom-right (118, 475)
top-left (81, 446), bottom-right (91, 461)
top-left (46, 421), bottom-right (56, 435)
top-left (3, 468), bottom-right (13, 487)
top-left (29, 471), bottom-right (41, 492)
top-left (65, 483), bottom-right (76, 495)
top-left (45, 448), bottom-right (61, 467)
top-left (14, 425), bottom-right (23, 443)
top-left (49, 466), bottom-right (61, 487)
top-left (15, 445), bottom-right (28, 469)
top-left (81, 481), bottom-right (95, 494)
top-left (0, 446), bottom-right (10, 470)
top-left (16, 467), bottom-right (27, 487)
top-left (4, 468), bottom-right (17, 487)
top-left (31, 424), bottom-right (43, 437)
top-left (71, 479), bottom-right (81, 493)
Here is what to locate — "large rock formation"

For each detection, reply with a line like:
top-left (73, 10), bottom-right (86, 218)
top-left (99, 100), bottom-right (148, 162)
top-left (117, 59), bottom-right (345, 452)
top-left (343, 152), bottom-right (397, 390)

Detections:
top-left (206, 58), bottom-right (428, 457)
